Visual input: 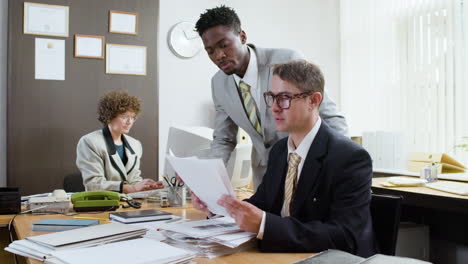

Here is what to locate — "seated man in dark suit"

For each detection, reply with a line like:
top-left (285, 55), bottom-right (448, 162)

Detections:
top-left (193, 60), bottom-right (377, 257)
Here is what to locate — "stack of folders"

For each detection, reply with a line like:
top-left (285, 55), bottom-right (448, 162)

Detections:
top-left (109, 209), bottom-right (172, 223)
top-left (45, 238), bottom-right (196, 264)
top-left (5, 223), bottom-right (147, 261)
top-left (32, 219), bottom-right (99, 231)
top-left (158, 217), bottom-right (256, 258)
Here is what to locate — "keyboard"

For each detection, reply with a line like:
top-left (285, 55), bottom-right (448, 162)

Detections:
top-left (127, 189), bottom-right (164, 199)
top-left (426, 181), bottom-right (468, 196)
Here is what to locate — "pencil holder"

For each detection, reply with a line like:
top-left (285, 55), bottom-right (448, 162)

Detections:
top-left (168, 186), bottom-right (186, 207)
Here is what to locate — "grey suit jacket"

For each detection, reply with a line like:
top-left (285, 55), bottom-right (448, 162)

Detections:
top-left (76, 126), bottom-right (143, 192)
top-left (209, 44), bottom-right (348, 188)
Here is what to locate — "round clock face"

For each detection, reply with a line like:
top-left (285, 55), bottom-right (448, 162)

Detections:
top-left (168, 22), bottom-right (203, 58)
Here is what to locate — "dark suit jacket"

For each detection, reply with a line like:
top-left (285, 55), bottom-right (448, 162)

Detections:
top-left (246, 123), bottom-right (377, 257)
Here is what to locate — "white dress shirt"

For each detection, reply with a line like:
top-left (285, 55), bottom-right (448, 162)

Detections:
top-left (233, 46), bottom-right (260, 107)
top-left (257, 118), bottom-right (322, 239)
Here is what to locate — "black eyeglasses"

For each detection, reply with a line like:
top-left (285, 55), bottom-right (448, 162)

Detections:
top-left (263, 91), bottom-right (313, 109)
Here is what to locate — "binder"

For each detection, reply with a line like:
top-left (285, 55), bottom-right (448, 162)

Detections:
top-left (407, 152), bottom-right (467, 173)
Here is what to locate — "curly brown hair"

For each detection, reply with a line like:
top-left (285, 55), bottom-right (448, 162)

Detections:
top-left (97, 91), bottom-right (142, 125)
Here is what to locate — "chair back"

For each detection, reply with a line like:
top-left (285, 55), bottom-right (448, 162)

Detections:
top-left (371, 193), bottom-right (403, 256)
top-left (63, 172), bottom-right (85, 192)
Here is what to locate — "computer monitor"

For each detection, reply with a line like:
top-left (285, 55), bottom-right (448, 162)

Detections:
top-left (163, 126), bottom-right (253, 188)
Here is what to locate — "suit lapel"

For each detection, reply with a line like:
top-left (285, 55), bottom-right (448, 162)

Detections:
top-left (268, 140), bottom-right (289, 214)
top-left (102, 126), bottom-right (128, 181)
top-left (221, 59), bottom-right (263, 141)
top-left (250, 44), bottom-right (275, 141)
top-left (290, 123), bottom-right (329, 215)
top-left (122, 135), bottom-right (138, 174)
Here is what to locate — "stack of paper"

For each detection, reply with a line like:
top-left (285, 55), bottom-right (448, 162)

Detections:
top-left (5, 223), bottom-right (147, 261)
top-left (158, 217), bottom-right (256, 258)
top-left (45, 238), bottom-right (196, 264)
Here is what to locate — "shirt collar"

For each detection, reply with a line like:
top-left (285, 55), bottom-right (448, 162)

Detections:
top-left (288, 117), bottom-right (322, 159)
top-left (233, 46), bottom-right (258, 88)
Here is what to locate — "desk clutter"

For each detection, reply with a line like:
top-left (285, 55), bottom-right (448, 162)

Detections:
top-left (380, 176), bottom-right (468, 196)
top-left (157, 217), bottom-right (256, 258)
top-left (5, 222), bottom-right (196, 264)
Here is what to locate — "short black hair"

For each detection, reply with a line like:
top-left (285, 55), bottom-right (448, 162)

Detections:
top-left (195, 5), bottom-right (242, 37)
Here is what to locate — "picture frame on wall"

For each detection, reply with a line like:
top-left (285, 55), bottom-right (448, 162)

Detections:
top-left (109, 10), bottom-right (138, 35)
top-left (74, 34), bottom-right (105, 59)
top-left (106, 44), bottom-right (146, 76)
top-left (24, 2), bottom-right (69, 37)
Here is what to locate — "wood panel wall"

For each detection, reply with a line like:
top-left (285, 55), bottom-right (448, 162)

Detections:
top-left (8, 0), bottom-right (159, 195)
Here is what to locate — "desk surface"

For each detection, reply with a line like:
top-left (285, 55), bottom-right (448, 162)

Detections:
top-left (372, 177), bottom-right (468, 199)
top-left (11, 198), bottom-right (314, 264)
top-left (372, 176), bottom-right (468, 214)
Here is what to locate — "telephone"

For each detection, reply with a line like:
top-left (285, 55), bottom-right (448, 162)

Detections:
top-left (27, 189), bottom-right (70, 214)
top-left (71, 191), bottom-right (120, 212)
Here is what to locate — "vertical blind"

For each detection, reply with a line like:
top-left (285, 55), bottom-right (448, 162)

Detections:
top-left (341, 0), bottom-right (468, 165)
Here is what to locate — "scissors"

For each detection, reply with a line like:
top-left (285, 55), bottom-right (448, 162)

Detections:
top-left (170, 177), bottom-right (184, 188)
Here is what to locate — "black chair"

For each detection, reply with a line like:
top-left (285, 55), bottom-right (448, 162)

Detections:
top-left (370, 193), bottom-right (403, 256)
top-left (63, 172), bottom-right (85, 192)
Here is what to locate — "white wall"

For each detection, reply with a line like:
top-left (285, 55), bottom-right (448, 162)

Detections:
top-left (0, 0), bottom-right (7, 187)
top-left (158, 0), bottom-right (341, 174)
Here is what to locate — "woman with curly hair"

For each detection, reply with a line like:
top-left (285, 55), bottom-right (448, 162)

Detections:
top-left (76, 91), bottom-right (163, 193)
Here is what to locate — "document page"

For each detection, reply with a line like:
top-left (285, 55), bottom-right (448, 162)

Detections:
top-left (166, 155), bottom-right (235, 216)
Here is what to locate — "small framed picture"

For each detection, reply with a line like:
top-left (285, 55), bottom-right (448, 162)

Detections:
top-left (24, 2), bottom-right (69, 37)
top-left (74, 34), bottom-right (105, 59)
top-left (109, 10), bottom-right (138, 35)
top-left (106, 44), bottom-right (146, 76)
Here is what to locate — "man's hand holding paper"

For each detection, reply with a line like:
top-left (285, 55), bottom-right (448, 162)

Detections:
top-left (166, 155), bottom-right (236, 216)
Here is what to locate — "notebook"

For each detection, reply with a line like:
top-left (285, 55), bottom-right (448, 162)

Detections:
top-left (32, 219), bottom-right (99, 232)
top-left (109, 209), bottom-right (172, 223)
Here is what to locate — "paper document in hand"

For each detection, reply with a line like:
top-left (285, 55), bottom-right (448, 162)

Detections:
top-left (166, 155), bottom-right (235, 216)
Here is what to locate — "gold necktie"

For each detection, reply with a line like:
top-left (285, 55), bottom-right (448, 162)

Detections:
top-left (239, 81), bottom-right (262, 135)
top-left (284, 152), bottom-right (301, 216)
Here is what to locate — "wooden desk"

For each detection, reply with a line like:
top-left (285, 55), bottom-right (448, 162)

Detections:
top-left (0, 215), bottom-right (14, 226)
top-left (372, 177), bottom-right (468, 214)
top-left (11, 200), bottom-right (314, 264)
top-left (372, 176), bottom-right (468, 263)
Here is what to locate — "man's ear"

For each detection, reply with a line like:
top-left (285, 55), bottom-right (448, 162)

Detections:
top-left (309, 92), bottom-right (323, 109)
top-left (240, 30), bottom-right (247, 44)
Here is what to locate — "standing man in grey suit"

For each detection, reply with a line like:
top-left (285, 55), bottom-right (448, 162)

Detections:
top-left (196, 6), bottom-right (348, 189)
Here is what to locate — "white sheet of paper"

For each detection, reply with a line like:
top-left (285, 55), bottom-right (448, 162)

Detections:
top-left (76, 37), bottom-right (102, 57)
top-left (25, 3), bottom-right (68, 36)
top-left (110, 13), bottom-right (137, 34)
top-left (106, 44), bottom-right (146, 75)
top-left (35, 38), bottom-right (65, 80)
top-left (49, 238), bottom-right (193, 264)
top-left (166, 155), bottom-right (235, 216)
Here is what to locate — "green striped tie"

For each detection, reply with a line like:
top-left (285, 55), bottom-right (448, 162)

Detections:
top-left (284, 152), bottom-right (301, 216)
top-left (239, 81), bottom-right (262, 135)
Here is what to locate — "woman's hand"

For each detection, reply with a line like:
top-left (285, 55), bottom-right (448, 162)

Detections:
top-left (124, 179), bottom-right (164, 193)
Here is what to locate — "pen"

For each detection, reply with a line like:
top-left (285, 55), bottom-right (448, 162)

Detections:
top-left (73, 216), bottom-right (109, 221)
top-left (162, 175), bottom-right (173, 188)
top-left (162, 175), bottom-right (183, 202)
